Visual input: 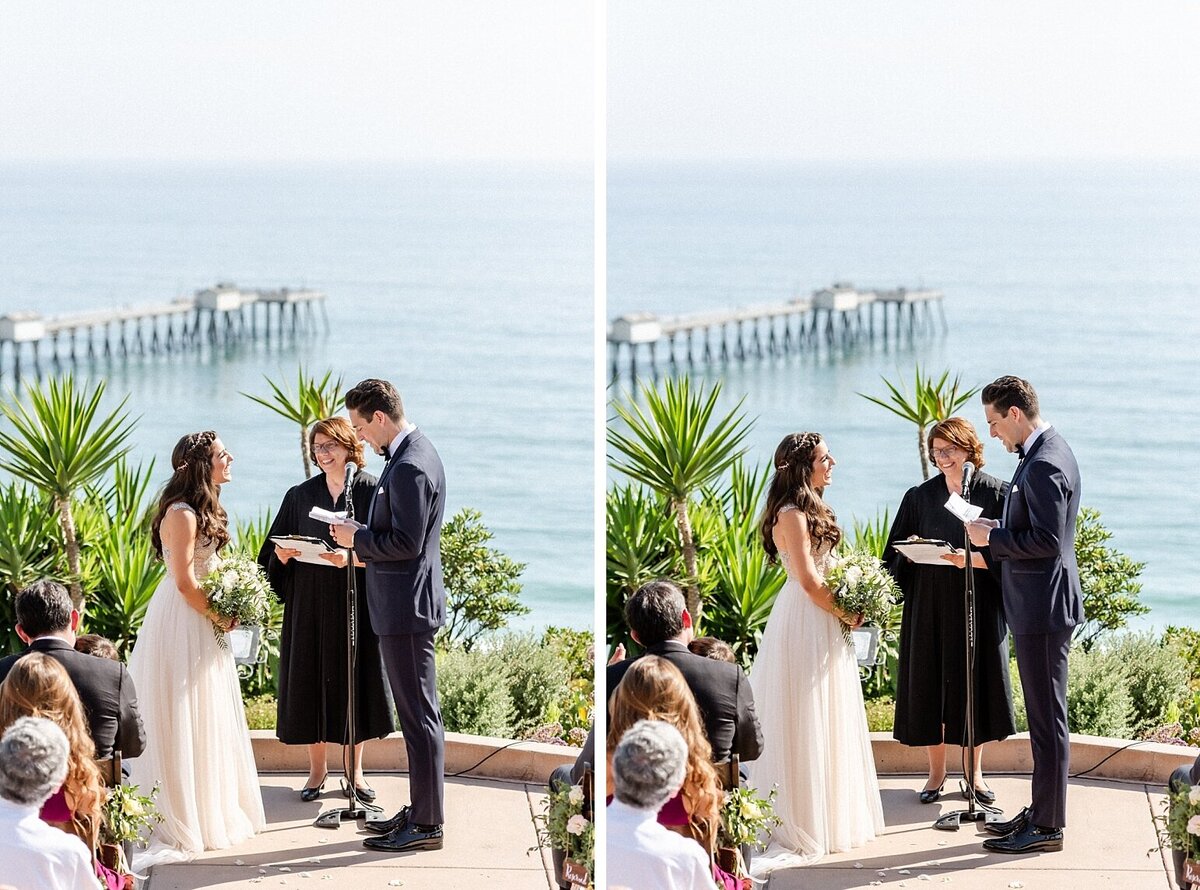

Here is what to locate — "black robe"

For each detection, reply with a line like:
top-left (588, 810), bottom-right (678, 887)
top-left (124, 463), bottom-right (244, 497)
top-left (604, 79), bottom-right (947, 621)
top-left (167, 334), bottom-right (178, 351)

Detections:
top-left (884, 470), bottom-right (1016, 747)
top-left (257, 471), bottom-right (394, 745)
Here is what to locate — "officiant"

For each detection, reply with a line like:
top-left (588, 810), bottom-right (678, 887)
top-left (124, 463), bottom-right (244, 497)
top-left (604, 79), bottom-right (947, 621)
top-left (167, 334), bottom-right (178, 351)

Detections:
top-left (883, 417), bottom-right (1015, 805)
top-left (257, 416), bottom-right (394, 803)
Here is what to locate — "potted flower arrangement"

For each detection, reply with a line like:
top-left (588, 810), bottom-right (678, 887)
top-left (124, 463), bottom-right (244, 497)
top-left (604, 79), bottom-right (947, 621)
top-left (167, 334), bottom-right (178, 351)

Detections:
top-left (99, 782), bottom-right (163, 887)
top-left (717, 785), bottom-right (781, 887)
top-left (1155, 775), bottom-right (1200, 890)
top-left (536, 778), bottom-right (594, 890)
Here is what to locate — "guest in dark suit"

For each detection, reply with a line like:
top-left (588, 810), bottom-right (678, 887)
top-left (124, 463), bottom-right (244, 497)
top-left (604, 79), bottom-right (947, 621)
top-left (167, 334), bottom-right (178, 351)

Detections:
top-left (607, 580), bottom-right (763, 766)
top-left (0, 580), bottom-right (145, 763)
top-left (885, 417), bottom-right (1015, 805)
top-left (968, 376), bottom-right (1083, 855)
top-left (331, 378), bottom-right (447, 853)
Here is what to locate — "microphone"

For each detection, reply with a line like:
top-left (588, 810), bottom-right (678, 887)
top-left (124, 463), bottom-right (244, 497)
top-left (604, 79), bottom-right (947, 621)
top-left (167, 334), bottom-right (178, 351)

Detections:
top-left (343, 463), bottom-right (356, 521)
top-left (961, 461), bottom-right (975, 499)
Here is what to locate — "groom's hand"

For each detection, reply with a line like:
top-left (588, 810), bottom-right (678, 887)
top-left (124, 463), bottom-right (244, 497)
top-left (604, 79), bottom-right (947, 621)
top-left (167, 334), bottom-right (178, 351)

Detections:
top-left (967, 518), bottom-right (998, 548)
top-left (329, 520), bottom-right (362, 547)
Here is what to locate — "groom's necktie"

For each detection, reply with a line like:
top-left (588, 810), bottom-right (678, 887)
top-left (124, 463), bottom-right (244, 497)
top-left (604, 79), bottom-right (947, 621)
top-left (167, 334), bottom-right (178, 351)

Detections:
top-left (1016, 444), bottom-right (1026, 460)
top-left (383, 444), bottom-right (392, 461)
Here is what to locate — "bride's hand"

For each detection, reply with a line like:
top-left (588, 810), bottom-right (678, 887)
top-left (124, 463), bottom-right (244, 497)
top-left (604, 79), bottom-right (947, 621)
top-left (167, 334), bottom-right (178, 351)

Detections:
top-left (840, 610), bottom-right (865, 629)
top-left (209, 613), bottom-right (237, 632)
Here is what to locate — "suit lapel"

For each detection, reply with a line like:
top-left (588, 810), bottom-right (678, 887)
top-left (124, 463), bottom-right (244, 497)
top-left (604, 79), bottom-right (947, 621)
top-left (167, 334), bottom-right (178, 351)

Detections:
top-left (1002, 428), bottom-right (1054, 525)
top-left (366, 430), bottom-right (421, 525)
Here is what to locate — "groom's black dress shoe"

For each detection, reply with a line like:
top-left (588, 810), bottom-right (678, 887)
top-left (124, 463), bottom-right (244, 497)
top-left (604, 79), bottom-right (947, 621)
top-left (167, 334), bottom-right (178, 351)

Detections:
top-left (982, 821), bottom-right (1063, 854)
top-left (362, 822), bottom-right (444, 853)
top-left (984, 805), bottom-right (1029, 837)
top-left (364, 805), bottom-right (411, 835)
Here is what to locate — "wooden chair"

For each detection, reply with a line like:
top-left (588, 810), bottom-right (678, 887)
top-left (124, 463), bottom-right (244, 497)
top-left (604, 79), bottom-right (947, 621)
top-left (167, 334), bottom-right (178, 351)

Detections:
top-left (95, 749), bottom-right (123, 788)
top-left (714, 754), bottom-right (740, 791)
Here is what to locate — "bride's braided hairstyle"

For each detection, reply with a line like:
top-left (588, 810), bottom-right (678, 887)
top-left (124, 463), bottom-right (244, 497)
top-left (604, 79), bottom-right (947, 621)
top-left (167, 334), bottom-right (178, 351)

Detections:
top-left (150, 430), bottom-right (230, 558)
top-left (758, 431), bottom-right (841, 563)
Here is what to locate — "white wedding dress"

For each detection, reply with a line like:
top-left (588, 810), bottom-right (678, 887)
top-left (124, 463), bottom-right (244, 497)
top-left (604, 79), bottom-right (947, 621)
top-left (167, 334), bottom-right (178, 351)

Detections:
top-left (127, 502), bottom-right (265, 870)
top-left (746, 506), bottom-right (884, 875)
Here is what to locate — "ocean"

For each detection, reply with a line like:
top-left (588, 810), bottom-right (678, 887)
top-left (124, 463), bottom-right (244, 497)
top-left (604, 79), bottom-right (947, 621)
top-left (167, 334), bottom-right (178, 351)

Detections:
top-left (608, 161), bottom-right (1200, 630)
top-left (0, 162), bottom-right (593, 631)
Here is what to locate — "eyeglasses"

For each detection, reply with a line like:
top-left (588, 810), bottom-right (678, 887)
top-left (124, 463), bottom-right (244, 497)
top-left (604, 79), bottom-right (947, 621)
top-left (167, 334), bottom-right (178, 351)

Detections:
top-left (312, 442), bottom-right (343, 456)
top-left (930, 446), bottom-right (963, 460)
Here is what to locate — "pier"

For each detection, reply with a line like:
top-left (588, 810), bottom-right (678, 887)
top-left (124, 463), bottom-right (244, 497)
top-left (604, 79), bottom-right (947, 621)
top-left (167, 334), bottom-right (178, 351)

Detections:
top-left (0, 283), bottom-right (327, 379)
top-left (607, 283), bottom-right (945, 378)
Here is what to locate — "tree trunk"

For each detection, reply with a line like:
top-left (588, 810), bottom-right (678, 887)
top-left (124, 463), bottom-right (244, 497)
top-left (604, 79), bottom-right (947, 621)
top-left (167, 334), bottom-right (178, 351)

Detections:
top-left (917, 424), bottom-right (930, 481)
top-left (673, 498), bottom-right (702, 621)
top-left (57, 496), bottom-right (84, 613)
top-left (300, 424), bottom-right (312, 478)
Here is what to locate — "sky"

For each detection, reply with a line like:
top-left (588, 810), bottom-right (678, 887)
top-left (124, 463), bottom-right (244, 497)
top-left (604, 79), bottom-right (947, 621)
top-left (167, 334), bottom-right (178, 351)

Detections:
top-left (0, 1), bottom-right (594, 163)
top-left (609, 0), bottom-right (1200, 163)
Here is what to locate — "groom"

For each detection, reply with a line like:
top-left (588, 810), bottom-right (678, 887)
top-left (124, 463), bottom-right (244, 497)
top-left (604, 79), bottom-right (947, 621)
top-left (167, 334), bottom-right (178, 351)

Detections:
top-left (332, 378), bottom-right (447, 852)
top-left (968, 375), bottom-right (1082, 854)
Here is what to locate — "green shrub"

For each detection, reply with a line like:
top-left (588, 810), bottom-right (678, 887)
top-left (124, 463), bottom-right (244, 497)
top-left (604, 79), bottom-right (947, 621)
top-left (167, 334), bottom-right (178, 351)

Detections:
top-left (1066, 646), bottom-right (1134, 738)
top-left (501, 635), bottom-right (570, 736)
top-left (1105, 634), bottom-right (1189, 736)
top-left (437, 647), bottom-right (515, 737)
top-left (244, 694), bottom-right (278, 731)
top-left (865, 696), bottom-right (895, 732)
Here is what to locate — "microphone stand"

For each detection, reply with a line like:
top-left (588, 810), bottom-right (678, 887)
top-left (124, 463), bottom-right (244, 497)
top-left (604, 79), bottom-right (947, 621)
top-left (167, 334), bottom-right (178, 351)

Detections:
top-left (934, 468), bottom-right (1004, 831)
top-left (317, 467), bottom-right (382, 827)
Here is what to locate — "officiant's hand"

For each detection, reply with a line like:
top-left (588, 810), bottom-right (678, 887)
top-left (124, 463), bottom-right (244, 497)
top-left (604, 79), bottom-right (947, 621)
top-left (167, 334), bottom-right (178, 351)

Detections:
top-left (274, 546), bottom-right (303, 565)
top-left (941, 550), bottom-right (967, 569)
top-left (319, 549), bottom-right (362, 568)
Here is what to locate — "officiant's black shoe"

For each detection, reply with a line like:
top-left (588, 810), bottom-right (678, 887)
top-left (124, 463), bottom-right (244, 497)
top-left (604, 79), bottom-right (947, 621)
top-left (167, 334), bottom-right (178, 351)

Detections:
top-left (982, 822), bottom-right (1063, 854)
top-left (961, 781), bottom-right (996, 805)
top-left (341, 777), bottom-right (377, 802)
top-left (984, 805), bottom-right (1029, 836)
top-left (362, 822), bottom-right (443, 853)
top-left (300, 773), bottom-right (327, 802)
top-left (364, 806), bottom-right (410, 834)
top-left (918, 779), bottom-right (945, 804)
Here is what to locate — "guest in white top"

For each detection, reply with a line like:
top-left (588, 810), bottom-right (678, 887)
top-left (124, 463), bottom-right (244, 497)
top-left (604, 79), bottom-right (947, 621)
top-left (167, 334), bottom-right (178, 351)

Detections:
top-left (0, 716), bottom-right (100, 890)
top-left (607, 719), bottom-right (712, 890)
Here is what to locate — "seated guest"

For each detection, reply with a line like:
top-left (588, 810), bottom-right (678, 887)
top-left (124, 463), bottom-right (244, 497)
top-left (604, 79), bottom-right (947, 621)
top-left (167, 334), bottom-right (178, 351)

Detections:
top-left (0, 717), bottom-right (99, 890)
top-left (0, 653), bottom-right (106, 850)
top-left (608, 656), bottom-right (721, 851)
top-left (0, 579), bottom-right (145, 761)
top-left (607, 719), bottom-right (712, 890)
top-left (688, 636), bottom-right (736, 663)
top-left (608, 579), bottom-right (763, 764)
top-left (75, 634), bottom-right (119, 661)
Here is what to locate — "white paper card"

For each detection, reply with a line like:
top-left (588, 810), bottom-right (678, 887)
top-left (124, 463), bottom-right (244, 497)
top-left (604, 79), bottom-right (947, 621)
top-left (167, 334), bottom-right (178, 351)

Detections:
top-left (945, 492), bottom-right (983, 522)
top-left (308, 506), bottom-right (348, 524)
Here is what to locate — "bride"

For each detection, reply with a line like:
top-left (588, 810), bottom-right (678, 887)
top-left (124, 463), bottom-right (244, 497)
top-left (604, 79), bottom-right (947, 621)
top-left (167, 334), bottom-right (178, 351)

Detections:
top-left (128, 431), bottom-right (265, 869)
top-left (746, 432), bottom-right (884, 874)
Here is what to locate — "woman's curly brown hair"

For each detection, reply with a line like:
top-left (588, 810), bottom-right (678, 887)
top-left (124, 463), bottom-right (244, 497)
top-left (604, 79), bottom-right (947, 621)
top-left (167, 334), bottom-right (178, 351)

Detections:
top-left (150, 430), bottom-right (230, 557)
top-left (759, 432), bottom-right (841, 562)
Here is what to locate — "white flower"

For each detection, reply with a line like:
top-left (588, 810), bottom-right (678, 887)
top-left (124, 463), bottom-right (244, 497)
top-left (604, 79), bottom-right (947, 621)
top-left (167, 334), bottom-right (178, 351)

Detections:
top-left (845, 566), bottom-right (863, 587)
top-left (566, 814), bottom-right (588, 835)
top-left (1189, 786), bottom-right (1200, 806)
top-left (1187, 814), bottom-right (1200, 836)
top-left (567, 785), bottom-right (584, 806)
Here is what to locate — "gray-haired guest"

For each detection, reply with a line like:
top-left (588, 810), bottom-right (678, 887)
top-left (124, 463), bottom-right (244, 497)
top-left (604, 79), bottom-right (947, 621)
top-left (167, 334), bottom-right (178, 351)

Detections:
top-left (607, 720), bottom-right (712, 890)
top-left (0, 717), bottom-right (100, 890)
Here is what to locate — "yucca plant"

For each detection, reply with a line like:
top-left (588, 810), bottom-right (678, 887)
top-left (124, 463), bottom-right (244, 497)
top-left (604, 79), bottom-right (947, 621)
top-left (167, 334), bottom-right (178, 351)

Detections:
top-left (83, 532), bottom-right (164, 658)
top-left (845, 509), bottom-right (892, 561)
top-left (0, 377), bottom-right (137, 611)
top-left (241, 367), bottom-right (344, 478)
top-left (858, 366), bottom-right (978, 480)
top-left (606, 484), bottom-right (678, 651)
top-left (608, 377), bottom-right (753, 621)
top-left (0, 483), bottom-right (65, 654)
top-left (698, 531), bottom-right (785, 668)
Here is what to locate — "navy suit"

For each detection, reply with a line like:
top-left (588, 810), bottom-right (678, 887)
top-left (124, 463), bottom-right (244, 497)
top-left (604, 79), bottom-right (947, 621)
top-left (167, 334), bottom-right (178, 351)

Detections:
top-left (353, 427), bottom-right (447, 825)
top-left (985, 426), bottom-right (1082, 829)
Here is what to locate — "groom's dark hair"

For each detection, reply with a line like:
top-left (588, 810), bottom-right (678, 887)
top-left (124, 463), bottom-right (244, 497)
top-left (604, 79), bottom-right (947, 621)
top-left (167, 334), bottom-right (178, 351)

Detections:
top-left (981, 376), bottom-right (1040, 419)
top-left (625, 580), bottom-right (686, 647)
top-left (345, 378), bottom-right (405, 422)
top-left (14, 580), bottom-right (73, 638)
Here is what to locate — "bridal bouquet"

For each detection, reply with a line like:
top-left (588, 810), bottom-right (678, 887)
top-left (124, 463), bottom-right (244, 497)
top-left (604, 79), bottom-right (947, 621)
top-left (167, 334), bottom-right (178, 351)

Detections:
top-left (825, 550), bottom-right (901, 641)
top-left (201, 555), bottom-right (273, 648)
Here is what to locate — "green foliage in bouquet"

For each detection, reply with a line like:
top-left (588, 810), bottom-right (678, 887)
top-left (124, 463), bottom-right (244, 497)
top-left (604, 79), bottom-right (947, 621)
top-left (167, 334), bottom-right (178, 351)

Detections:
top-left (201, 554), bottom-right (273, 648)
top-left (825, 550), bottom-right (901, 642)
top-left (101, 782), bottom-right (163, 847)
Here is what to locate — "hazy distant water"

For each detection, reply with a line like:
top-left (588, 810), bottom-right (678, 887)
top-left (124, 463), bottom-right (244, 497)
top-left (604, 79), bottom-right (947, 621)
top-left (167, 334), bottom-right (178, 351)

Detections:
top-left (609, 161), bottom-right (1200, 630)
top-left (0, 162), bottom-right (593, 631)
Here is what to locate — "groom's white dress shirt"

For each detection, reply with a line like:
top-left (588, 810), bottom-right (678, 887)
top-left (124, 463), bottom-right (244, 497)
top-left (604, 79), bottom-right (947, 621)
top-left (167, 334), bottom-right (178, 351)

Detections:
top-left (0, 796), bottom-right (100, 890)
top-left (606, 798), bottom-right (711, 890)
